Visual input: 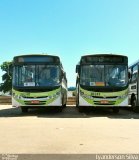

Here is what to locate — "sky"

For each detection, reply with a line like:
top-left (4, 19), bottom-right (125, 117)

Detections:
top-left (0, 0), bottom-right (139, 87)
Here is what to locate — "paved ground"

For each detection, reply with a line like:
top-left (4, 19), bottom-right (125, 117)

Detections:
top-left (0, 105), bottom-right (139, 155)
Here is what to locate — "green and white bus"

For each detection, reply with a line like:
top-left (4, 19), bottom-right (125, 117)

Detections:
top-left (12, 54), bottom-right (67, 112)
top-left (76, 54), bottom-right (130, 113)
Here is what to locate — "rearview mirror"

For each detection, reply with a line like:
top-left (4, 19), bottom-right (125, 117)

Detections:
top-left (76, 65), bottom-right (80, 73)
top-left (8, 64), bottom-right (13, 78)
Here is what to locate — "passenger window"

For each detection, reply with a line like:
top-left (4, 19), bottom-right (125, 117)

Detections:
top-left (131, 65), bottom-right (138, 83)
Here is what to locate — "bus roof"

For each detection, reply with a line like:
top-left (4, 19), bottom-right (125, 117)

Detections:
top-left (81, 53), bottom-right (127, 58)
top-left (13, 54), bottom-right (60, 59)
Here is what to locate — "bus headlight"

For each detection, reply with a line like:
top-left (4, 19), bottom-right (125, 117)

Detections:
top-left (82, 94), bottom-right (93, 99)
top-left (12, 93), bottom-right (22, 100)
top-left (119, 95), bottom-right (127, 99)
top-left (48, 91), bottom-right (60, 99)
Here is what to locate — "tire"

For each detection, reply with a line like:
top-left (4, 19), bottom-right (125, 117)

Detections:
top-left (76, 95), bottom-right (79, 108)
top-left (21, 107), bottom-right (28, 113)
top-left (62, 96), bottom-right (67, 108)
top-left (76, 86), bottom-right (79, 108)
top-left (113, 108), bottom-right (119, 113)
top-left (62, 94), bottom-right (67, 108)
top-left (132, 98), bottom-right (139, 112)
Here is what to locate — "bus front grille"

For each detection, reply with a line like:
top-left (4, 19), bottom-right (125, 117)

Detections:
top-left (92, 96), bottom-right (118, 99)
top-left (22, 96), bottom-right (48, 99)
top-left (24, 101), bottom-right (46, 105)
top-left (94, 101), bottom-right (116, 105)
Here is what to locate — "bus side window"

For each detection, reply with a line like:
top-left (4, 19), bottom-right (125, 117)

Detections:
top-left (131, 65), bottom-right (138, 83)
top-left (131, 70), bottom-right (137, 83)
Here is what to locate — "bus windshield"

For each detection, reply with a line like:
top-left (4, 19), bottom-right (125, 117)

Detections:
top-left (13, 65), bottom-right (60, 87)
top-left (80, 65), bottom-right (128, 87)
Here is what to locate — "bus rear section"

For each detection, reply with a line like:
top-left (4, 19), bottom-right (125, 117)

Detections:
top-left (76, 54), bottom-right (130, 113)
top-left (12, 54), bottom-right (67, 112)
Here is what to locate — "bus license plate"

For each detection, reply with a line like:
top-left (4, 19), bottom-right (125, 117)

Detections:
top-left (31, 100), bottom-right (40, 104)
top-left (100, 100), bottom-right (109, 104)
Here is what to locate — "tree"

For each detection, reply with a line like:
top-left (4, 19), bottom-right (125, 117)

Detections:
top-left (68, 86), bottom-right (76, 91)
top-left (0, 61), bottom-right (12, 94)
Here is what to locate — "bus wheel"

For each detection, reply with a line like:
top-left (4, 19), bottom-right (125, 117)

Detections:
top-left (21, 107), bottom-right (28, 113)
top-left (113, 108), bottom-right (119, 113)
top-left (132, 98), bottom-right (139, 112)
top-left (76, 97), bottom-right (79, 108)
